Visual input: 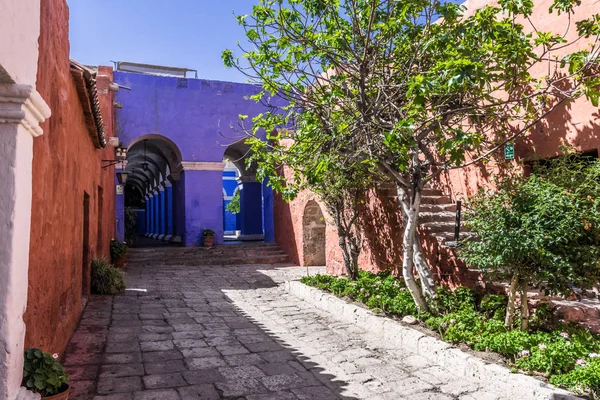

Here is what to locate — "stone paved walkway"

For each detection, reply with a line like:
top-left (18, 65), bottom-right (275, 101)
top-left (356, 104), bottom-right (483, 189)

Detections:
top-left (65, 247), bottom-right (510, 400)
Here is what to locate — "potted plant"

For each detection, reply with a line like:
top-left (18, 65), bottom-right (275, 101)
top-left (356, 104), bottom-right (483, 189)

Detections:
top-left (110, 238), bottom-right (128, 268)
top-left (23, 348), bottom-right (70, 399)
top-left (202, 229), bottom-right (215, 248)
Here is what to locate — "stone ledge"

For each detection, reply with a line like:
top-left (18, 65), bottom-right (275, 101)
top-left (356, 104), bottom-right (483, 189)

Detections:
top-left (284, 280), bottom-right (581, 400)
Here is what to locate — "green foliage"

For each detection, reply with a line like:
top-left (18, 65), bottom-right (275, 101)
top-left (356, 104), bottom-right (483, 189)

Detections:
top-left (203, 229), bottom-right (215, 237)
top-left (461, 157), bottom-right (600, 326)
top-left (91, 258), bottom-right (126, 295)
top-left (302, 271), bottom-right (418, 316)
top-left (226, 191), bottom-right (241, 214)
top-left (225, 0), bottom-right (600, 312)
top-left (302, 272), bottom-right (600, 396)
top-left (479, 294), bottom-right (508, 320)
top-left (551, 358), bottom-right (600, 398)
top-left (109, 238), bottom-right (128, 262)
top-left (22, 348), bottom-right (69, 397)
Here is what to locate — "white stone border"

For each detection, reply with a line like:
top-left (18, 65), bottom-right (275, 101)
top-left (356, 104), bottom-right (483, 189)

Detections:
top-left (284, 281), bottom-right (581, 400)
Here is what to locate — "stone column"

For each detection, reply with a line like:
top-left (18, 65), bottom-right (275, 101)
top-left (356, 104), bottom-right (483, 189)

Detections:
top-left (164, 180), bottom-right (174, 241)
top-left (238, 176), bottom-right (264, 241)
top-left (0, 84), bottom-right (50, 400)
top-left (180, 162), bottom-right (225, 246)
top-left (157, 183), bottom-right (166, 240)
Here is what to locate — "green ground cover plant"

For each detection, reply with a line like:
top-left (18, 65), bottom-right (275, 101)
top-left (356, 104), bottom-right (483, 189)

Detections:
top-left (302, 271), bottom-right (600, 397)
top-left (91, 258), bottom-right (126, 295)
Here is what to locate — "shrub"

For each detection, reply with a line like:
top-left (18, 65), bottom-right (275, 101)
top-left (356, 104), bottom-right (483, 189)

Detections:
top-left (461, 156), bottom-right (600, 329)
top-left (109, 238), bottom-right (128, 262)
top-left (203, 229), bottom-right (215, 237)
top-left (479, 294), bottom-right (507, 321)
top-left (22, 348), bottom-right (69, 397)
top-left (91, 258), bottom-right (126, 295)
top-left (550, 358), bottom-right (600, 398)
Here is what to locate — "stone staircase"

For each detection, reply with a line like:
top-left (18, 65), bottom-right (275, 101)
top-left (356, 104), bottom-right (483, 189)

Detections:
top-left (125, 242), bottom-right (291, 267)
top-left (377, 183), bottom-right (465, 245)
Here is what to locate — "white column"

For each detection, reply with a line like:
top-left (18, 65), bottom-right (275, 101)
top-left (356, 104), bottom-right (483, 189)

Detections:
top-left (0, 84), bottom-right (50, 400)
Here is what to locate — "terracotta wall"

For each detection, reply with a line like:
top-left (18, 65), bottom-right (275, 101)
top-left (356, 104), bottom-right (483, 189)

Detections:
top-left (24, 0), bottom-right (116, 354)
top-left (274, 0), bottom-right (600, 286)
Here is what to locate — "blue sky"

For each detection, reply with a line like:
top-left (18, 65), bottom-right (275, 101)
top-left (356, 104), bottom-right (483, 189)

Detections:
top-left (67, 0), bottom-right (254, 82)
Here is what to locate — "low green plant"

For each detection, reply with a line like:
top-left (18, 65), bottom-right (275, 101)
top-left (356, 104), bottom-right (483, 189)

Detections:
top-left (302, 271), bottom-right (600, 397)
top-left (203, 229), bottom-right (215, 237)
top-left (109, 238), bottom-right (128, 262)
top-left (22, 348), bottom-right (69, 397)
top-left (550, 358), bottom-right (600, 399)
top-left (91, 258), bottom-right (126, 295)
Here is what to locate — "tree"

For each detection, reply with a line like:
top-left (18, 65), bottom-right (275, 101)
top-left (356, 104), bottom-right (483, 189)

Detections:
top-left (223, 0), bottom-right (600, 312)
top-left (247, 131), bottom-right (374, 279)
top-left (226, 191), bottom-right (241, 214)
top-left (461, 155), bottom-right (600, 329)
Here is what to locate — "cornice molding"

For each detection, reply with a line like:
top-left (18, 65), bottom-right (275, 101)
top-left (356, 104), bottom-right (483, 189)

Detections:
top-left (180, 161), bottom-right (226, 172)
top-left (0, 83), bottom-right (51, 138)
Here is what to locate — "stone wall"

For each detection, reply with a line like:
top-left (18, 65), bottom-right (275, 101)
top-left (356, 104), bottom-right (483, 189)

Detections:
top-left (24, 0), bottom-right (117, 355)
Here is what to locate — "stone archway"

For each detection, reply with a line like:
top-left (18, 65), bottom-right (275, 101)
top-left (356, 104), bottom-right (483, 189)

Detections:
top-left (303, 200), bottom-right (326, 266)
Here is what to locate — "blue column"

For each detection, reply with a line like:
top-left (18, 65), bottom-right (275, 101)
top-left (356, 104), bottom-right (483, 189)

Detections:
top-left (263, 179), bottom-right (275, 243)
top-left (149, 194), bottom-right (155, 236)
top-left (153, 189), bottom-right (160, 238)
top-left (159, 184), bottom-right (166, 239)
top-left (238, 177), bottom-right (263, 240)
top-left (145, 195), bottom-right (150, 236)
top-left (165, 181), bottom-right (174, 239)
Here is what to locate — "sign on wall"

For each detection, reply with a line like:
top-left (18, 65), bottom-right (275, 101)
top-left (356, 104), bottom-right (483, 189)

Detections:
top-left (116, 185), bottom-right (124, 195)
top-left (504, 143), bottom-right (515, 160)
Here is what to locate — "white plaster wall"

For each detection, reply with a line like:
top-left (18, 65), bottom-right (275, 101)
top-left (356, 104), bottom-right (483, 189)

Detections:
top-left (0, 0), bottom-right (42, 84)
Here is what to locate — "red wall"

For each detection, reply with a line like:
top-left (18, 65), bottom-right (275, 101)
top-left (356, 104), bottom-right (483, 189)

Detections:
top-left (274, 0), bottom-right (600, 288)
top-left (24, 0), bottom-right (117, 354)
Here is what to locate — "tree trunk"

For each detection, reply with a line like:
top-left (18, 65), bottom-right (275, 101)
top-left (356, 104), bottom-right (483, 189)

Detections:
top-left (505, 274), bottom-right (520, 328)
top-left (520, 282), bottom-right (529, 331)
top-left (333, 209), bottom-right (359, 280)
top-left (413, 235), bottom-right (437, 300)
top-left (400, 186), bottom-right (429, 313)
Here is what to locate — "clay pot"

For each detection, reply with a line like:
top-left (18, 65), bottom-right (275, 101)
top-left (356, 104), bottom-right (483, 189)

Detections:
top-left (203, 236), bottom-right (214, 248)
top-left (113, 254), bottom-right (127, 269)
top-left (43, 385), bottom-right (70, 400)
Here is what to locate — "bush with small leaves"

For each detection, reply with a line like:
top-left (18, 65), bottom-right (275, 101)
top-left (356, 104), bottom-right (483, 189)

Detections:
top-left (91, 258), bottom-right (126, 295)
top-left (550, 358), bottom-right (600, 398)
top-left (22, 348), bottom-right (69, 397)
top-left (109, 238), bottom-right (128, 263)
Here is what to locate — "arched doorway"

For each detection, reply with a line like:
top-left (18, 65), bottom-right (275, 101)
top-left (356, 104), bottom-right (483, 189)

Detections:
top-left (303, 200), bottom-right (326, 266)
top-left (223, 140), bottom-right (266, 241)
top-left (123, 135), bottom-right (183, 245)
top-left (222, 161), bottom-right (241, 237)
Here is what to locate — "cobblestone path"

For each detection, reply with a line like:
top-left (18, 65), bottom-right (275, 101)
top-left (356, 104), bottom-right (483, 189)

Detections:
top-left (65, 247), bottom-right (508, 400)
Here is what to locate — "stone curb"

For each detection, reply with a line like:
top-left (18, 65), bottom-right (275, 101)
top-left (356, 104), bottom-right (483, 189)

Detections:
top-left (284, 280), bottom-right (581, 400)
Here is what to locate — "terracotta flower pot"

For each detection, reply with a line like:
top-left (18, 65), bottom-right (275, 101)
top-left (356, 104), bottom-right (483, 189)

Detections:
top-left (203, 236), bottom-right (214, 248)
top-left (113, 254), bottom-right (127, 268)
top-left (43, 385), bottom-right (70, 400)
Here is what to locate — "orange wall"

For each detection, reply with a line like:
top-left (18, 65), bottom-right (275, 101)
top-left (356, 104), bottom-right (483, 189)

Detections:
top-left (24, 0), bottom-right (117, 354)
top-left (274, 1), bottom-right (600, 286)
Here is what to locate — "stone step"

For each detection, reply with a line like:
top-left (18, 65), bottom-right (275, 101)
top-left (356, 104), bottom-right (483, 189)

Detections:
top-left (421, 195), bottom-right (453, 205)
top-left (419, 203), bottom-right (457, 213)
top-left (421, 221), bottom-right (456, 233)
top-left (419, 211), bottom-right (456, 223)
